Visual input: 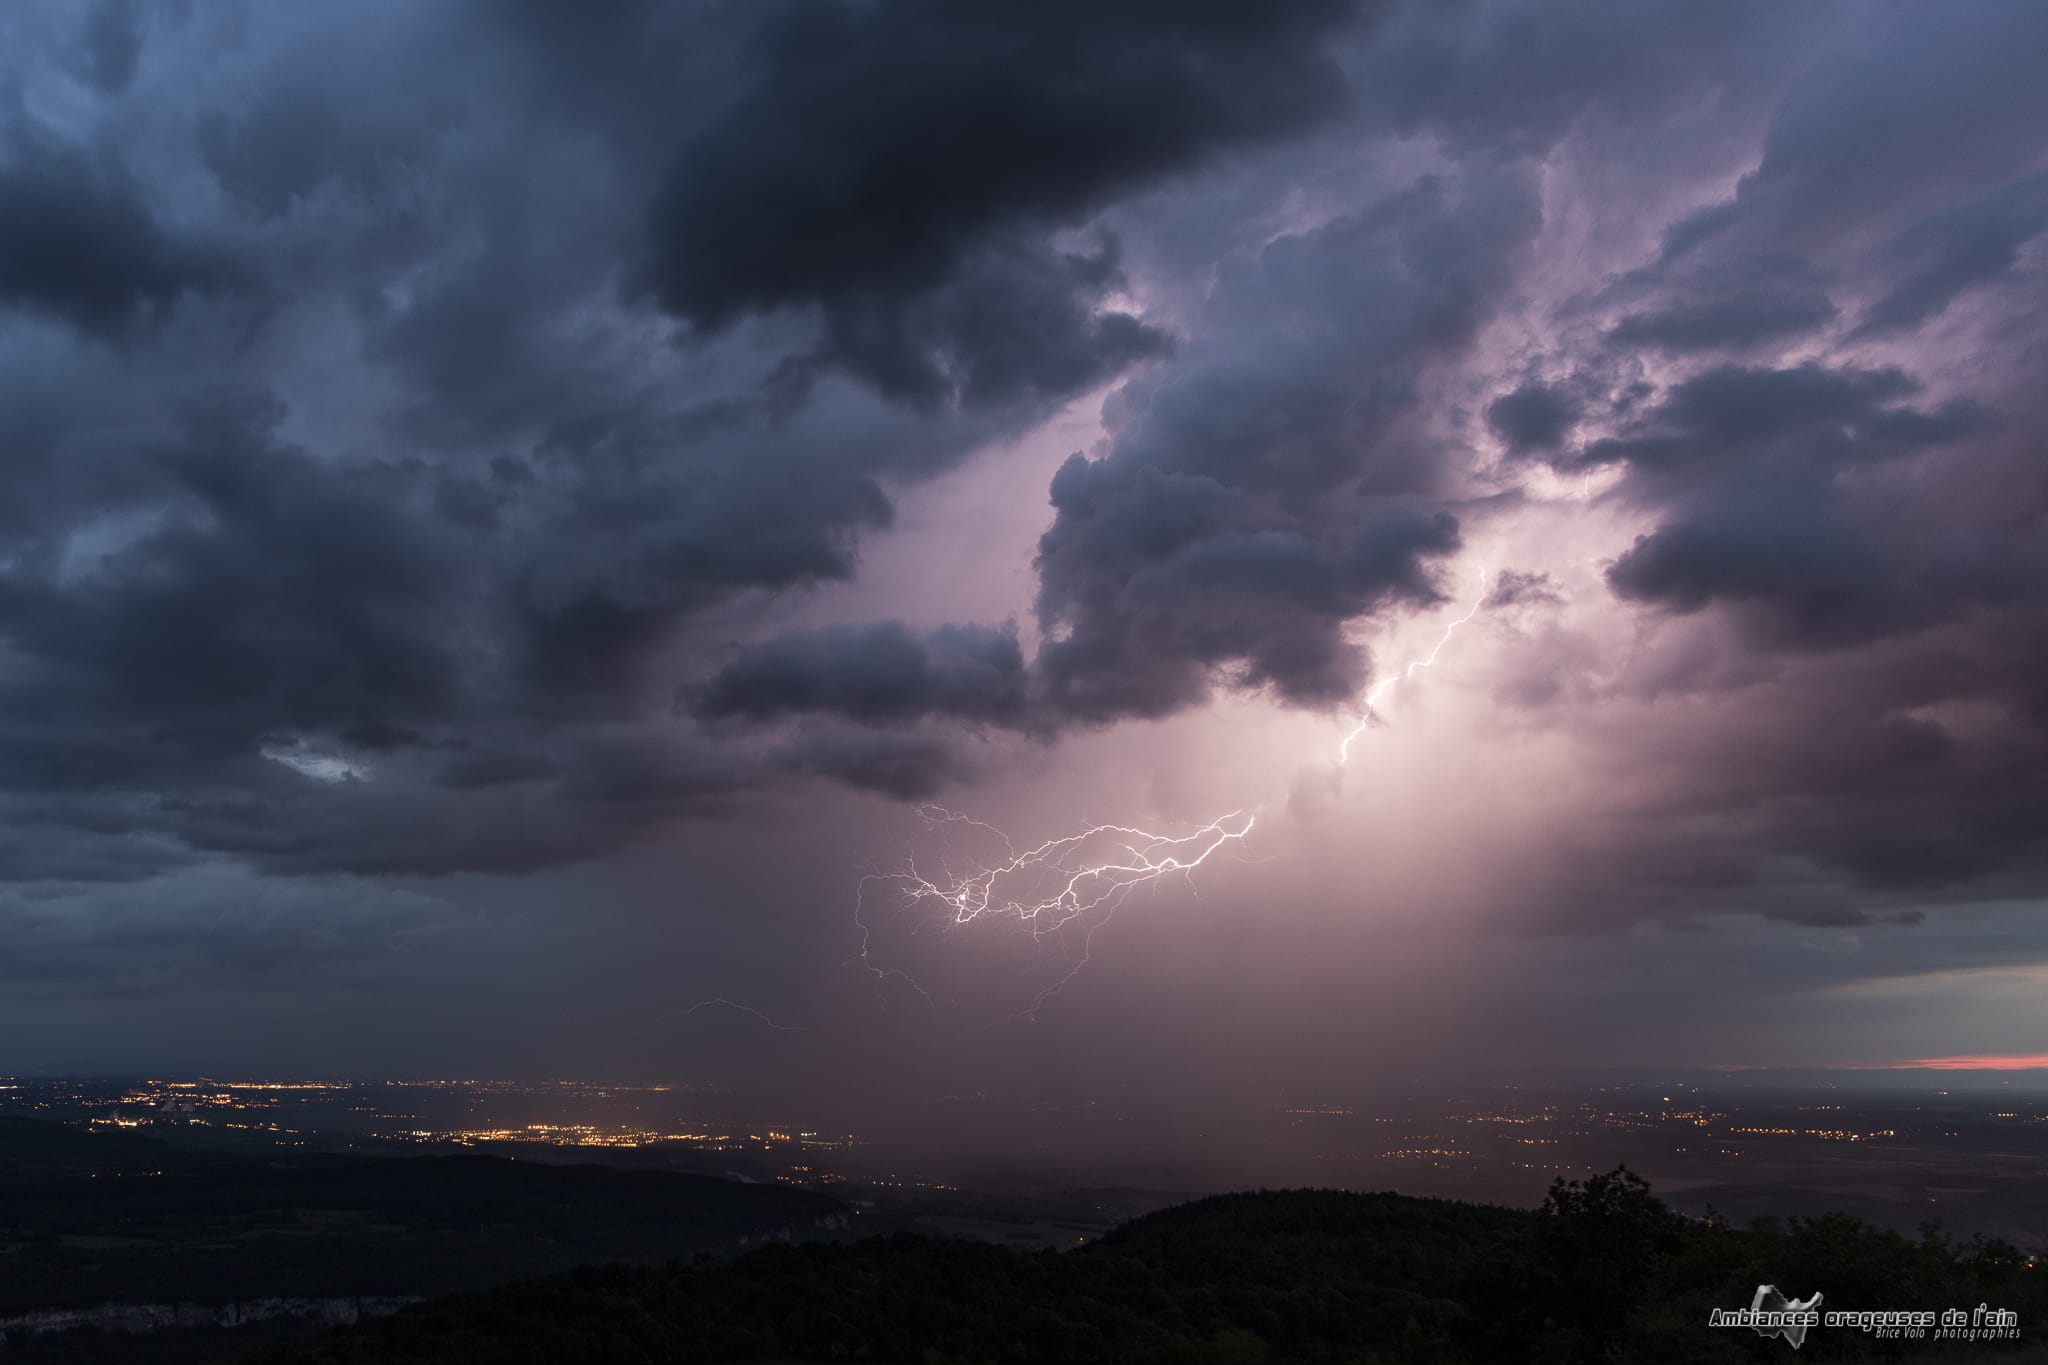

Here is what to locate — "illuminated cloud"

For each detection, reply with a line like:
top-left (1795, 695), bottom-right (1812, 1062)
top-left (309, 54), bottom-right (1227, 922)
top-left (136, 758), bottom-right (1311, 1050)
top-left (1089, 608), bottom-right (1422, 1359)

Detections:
top-left (0, 0), bottom-right (2043, 1079)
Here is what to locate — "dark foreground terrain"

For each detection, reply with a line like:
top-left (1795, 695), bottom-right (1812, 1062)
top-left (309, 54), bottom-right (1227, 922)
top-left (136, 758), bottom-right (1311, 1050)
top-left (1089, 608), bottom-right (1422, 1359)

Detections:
top-left (0, 1116), bottom-right (847, 1363)
top-left (252, 1171), bottom-right (2045, 1365)
top-left (4, 1114), bottom-right (2044, 1364)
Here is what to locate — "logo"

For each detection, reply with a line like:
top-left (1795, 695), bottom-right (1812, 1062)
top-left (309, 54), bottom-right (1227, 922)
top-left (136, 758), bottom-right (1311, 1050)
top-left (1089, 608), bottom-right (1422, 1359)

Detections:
top-left (1710, 1285), bottom-right (1823, 1350)
top-left (1711, 1286), bottom-right (2024, 1348)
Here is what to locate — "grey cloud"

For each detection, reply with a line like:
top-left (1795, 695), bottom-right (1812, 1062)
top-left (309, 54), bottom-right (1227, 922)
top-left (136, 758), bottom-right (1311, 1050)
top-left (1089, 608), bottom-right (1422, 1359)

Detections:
top-left (694, 167), bottom-right (1524, 742)
top-left (1920, 531), bottom-right (2048, 608)
top-left (1041, 511), bottom-right (1460, 718)
top-left (1437, 1), bottom-right (2048, 933)
top-left (641, 2), bottom-right (1353, 328)
top-left (1484, 568), bottom-right (1563, 610)
top-left (0, 118), bottom-right (234, 337)
top-left (1659, 654), bottom-right (2046, 899)
top-left (1486, 381), bottom-right (1579, 454)
top-left (124, 728), bottom-right (752, 881)
top-left (0, 868), bottom-right (469, 994)
top-left (794, 236), bottom-right (1172, 409)
top-left (0, 0), bottom-right (1383, 886)
top-left (1572, 363), bottom-right (1988, 476)
top-left (1605, 482), bottom-right (1914, 650)
top-left (2, 0), bottom-right (2047, 1008)
top-left (698, 621), bottom-right (1029, 730)
top-left (1030, 169), bottom-right (1532, 720)
top-left (1608, 282), bottom-right (1837, 353)
top-left (1356, 0), bottom-right (1793, 158)
top-left (774, 726), bottom-right (977, 802)
top-left (0, 388), bottom-right (466, 783)
top-left (81, 0), bottom-right (142, 95)
top-left (1856, 169), bottom-right (2048, 336)
top-left (198, 78), bottom-right (412, 221)
top-left (1558, 361), bottom-right (2000, 655)
top-left (1707, 3), bottom-right (2048, 254)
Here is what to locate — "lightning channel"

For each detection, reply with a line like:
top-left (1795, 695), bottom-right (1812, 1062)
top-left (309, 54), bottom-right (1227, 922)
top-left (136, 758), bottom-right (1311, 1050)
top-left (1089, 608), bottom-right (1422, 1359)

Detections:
top-left (681, 997), bottom-right (814, 1034)
top-left (706, 565), bottom-right (1493, 1027)
top-left (854, 808), bottom-right (1255, 1019)
top-left (1337, 569), bottom-right (1488, 765)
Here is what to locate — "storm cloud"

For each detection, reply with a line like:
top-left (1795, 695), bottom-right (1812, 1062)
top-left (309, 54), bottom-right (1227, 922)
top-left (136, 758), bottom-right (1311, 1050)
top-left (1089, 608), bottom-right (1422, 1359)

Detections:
top-left (0, 0), bottom-right (1368, 885)
top-left (0, 116), bottom-right (236, 336)
top-left (1, 0), bottom-right (2046, 1082)
top-left (639, 0), bottom-right (1357, 403)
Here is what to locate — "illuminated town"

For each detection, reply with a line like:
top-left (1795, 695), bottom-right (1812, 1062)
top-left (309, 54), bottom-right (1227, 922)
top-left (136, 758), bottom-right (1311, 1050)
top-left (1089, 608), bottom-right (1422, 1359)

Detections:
top-left (6, 1074), bottom-right (2043, 1244)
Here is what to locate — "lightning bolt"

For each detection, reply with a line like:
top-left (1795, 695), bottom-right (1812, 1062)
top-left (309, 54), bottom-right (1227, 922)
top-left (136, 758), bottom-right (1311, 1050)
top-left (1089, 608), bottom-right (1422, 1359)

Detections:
top-left (680, 998), bottom-right (814, 1034)
top-left (855, 808), bottom-right (1255, 1019)
top-left (702, 566), bottom-right (1492, 1027)
top-left (1337, 569), bottom-right (1488, 765)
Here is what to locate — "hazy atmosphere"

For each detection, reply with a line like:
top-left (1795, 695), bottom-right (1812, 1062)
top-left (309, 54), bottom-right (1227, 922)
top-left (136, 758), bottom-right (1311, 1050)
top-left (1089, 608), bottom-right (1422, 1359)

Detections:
top-left (5, 0), bottom-right (2048, 1123)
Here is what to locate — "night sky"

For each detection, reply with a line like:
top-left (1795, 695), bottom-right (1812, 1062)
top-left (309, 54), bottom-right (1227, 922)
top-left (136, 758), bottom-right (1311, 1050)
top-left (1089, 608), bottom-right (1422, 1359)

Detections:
top-left (3, 1), bottom-right (2046, 1105)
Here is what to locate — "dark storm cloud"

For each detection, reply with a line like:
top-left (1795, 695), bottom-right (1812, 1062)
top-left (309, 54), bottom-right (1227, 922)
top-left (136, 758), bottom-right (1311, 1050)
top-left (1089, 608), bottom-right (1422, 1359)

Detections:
top-left (0, 0), bottom-right (1377, 890)
top-left (1607, 282), bottom-right (1838, 353)
top-left (0, 868), bottom-right (470, 995)
top-left (774, 726), bottom-right (977, 802)
top-left (1452, 1), bottom-right (2048, 932)
top-left (1036, 508), bottom-right (1461, 718)
top-left (1585, 253), bottom-right (1843, 371)
top-left (698, 621), bottom-right (1029, 729)
top-left (1355, 0), bottom-right (1803, 159)
top-left (1555, 364), bottom-right (1995, 652)
top-left (0, 363), bottom-right (951, 879)
top-left (1, 0), bottom-right (2046, 1059)
top-left (1576, 630), bottom-right (2048, 912)
top-left (797, 236), bottom-right (1172, 409)
top-left (640, 0), bottom-right (1359, 403)
top-left (0, 117), bottom-right (233, 337)
top-left (1029, 169), bottom-right (1533, 720)
top-left (81, 0), bottom-right (141, 95)
top-left (1606, 487), bottom-right (1921, 652)
top-left (0, 387), bottom-right (463, 777)
top-left (693, 165), bottom-right (1530, 734)
top-left (137, 422), bottom-right (451, 738)
top-left (1486, 382), bottom-right (1579, 454)
top-left (1558, 363), bottom-right (1987, 480)
top-left (0, 372), bottom-right (749, 878)
top-left (1855, 169), bottom-right (2048, 337)
top-left (197, 80), bottom-right (408, 221)
top-left (1671, 3), bottom-right (2048, 259)
top-left (1541, 352), bottom-right (2048, 912)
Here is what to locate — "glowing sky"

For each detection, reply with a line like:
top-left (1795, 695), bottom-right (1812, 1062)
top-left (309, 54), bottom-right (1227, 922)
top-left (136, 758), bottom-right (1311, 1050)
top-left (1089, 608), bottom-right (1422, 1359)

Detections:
top-left (1, 1), bottom-right (2045, 1102)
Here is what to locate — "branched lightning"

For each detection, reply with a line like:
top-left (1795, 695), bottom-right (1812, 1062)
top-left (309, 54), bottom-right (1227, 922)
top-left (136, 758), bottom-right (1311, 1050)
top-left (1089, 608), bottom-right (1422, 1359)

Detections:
top-left (701, 568), bottom-right (1492, 1029)
top-left (855, 808), bottom-right (1255, 1018)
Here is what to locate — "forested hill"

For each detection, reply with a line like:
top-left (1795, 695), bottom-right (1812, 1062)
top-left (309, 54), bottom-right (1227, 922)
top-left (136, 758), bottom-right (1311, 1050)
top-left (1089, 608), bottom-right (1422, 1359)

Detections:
top-left (252, 1172), bottom-right (2048, 1365)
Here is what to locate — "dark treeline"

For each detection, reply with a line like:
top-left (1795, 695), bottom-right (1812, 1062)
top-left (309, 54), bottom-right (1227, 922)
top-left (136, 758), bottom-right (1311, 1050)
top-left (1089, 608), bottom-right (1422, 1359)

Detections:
top-left (250, 1171), bottom-right (2047, 1364)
